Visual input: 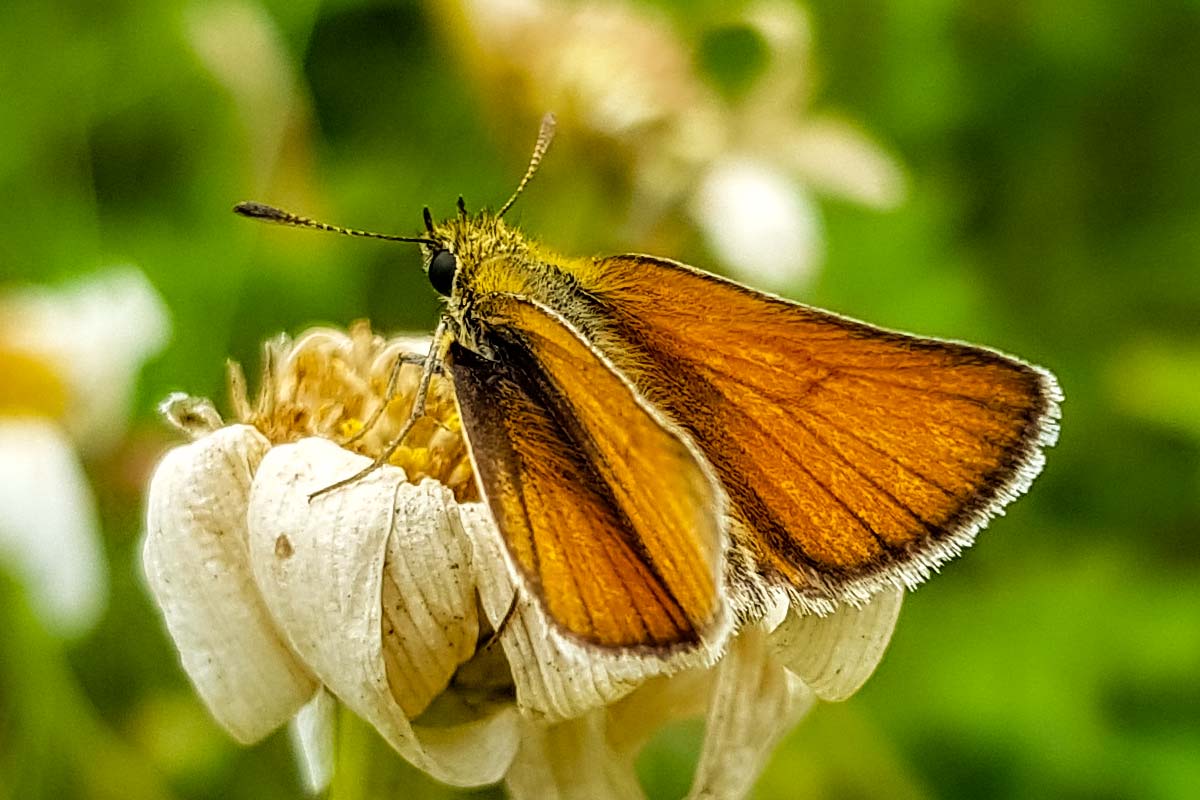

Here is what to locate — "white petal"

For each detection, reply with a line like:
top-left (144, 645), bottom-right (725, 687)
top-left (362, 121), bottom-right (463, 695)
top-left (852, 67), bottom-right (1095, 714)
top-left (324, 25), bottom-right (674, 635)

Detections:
top-left (505, 713), bottom-right (645, 800)
top-left (159, 392), bottom-right (224, 439)
top-left (460, 503), bottom-right (658, 722)
top-left (769, 588), bottom-right (903, 701)
top-left (1, 267), bottom-right (169, 452)
top-left (246, 438), bottom-right (518, 786)
top-left (690, 158), bottom-right (822, 290)
top-left (184, 1), bottom-right (310, 193)
top-left (380, 477), bottom-right (480, 716)
top-left (290, 688), bottom-right (337, 794)
top-left (0, 418), bottom-right (106, 635)
top-left (687, 625), bottom-right (815, 800)
top-left (604, 669), bottom-right (714, 760)
top-left (783, 118), bottom-right (908, 210)
top-left (380, 334), bottom-right (432, 358)
top-left (143, 424), bottom-right (317, 743)
top-left (462, 0), bottom-right (552, 47)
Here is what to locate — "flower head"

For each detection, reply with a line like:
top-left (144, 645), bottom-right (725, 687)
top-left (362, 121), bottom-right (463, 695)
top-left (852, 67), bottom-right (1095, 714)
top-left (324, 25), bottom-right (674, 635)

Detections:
top-left (144, 323), bottom-right (902, 797)
top-left (0, 267), bottom-right (168, 635)
top-left (444, 0), bottom-right (907, 291)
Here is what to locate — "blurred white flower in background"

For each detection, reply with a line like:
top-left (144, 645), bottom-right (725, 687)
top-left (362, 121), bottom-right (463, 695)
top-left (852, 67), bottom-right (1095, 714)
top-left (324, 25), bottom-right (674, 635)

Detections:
top-left (691, 157), bottom-right (823, 288)
top-left (144, 325), bottom-right (902, 798)
top-left (185, 0), bottom-right (318, 206)
top-left (441, 0), bottom-right (907, 291)
top-left (0, 268), bottom-right (169, 635)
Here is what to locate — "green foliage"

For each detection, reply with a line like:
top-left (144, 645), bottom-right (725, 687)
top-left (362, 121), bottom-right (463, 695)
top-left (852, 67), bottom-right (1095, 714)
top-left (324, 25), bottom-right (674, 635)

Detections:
top-left (1, 0), bottom-right (1197, 798)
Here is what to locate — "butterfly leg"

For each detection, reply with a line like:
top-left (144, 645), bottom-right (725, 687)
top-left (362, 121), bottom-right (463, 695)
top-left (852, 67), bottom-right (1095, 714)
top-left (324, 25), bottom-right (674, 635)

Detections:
top-left (478, 589), bottom-right (519, 652)
top-left (338, 348), bottom-right (428, 447)
top-left (309, 317), bottom-right (450, 500)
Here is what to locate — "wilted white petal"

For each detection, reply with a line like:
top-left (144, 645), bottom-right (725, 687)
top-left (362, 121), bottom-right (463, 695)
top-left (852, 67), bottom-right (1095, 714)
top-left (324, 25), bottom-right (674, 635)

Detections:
top-left (738, 1), bottom-right (814, 120)
top-left (770, 588), bottom-right (903, 701)
top-left (290, 688), bottom-right (336, 794)
top-left (604, 669), bottom-right (714, 761)
top-left (381, 480), bottom-right (482, 715)
top-left (458, 0), bottom-right (697, 138)
top-left (187, 1), bottom-right (294, 112)
top-left (688, 625), bottom-right (815, 800)
top-left (159, 392), bottom-right (224, 439)
top-left (690, 158), bottom-right (822, 290)
top-left (143, 424), bottom-right (317, 742)
top-left (185, 1), bottom-right (310, 191)
top-left (505, 712), bottom-right (644, 800)
top-left (459, 0), bottom-right (547, 45)
top-left (1, 267), bottom-right (169, 452)
top-left (246, 438), bottom-right (518, 786)
top-left (383, 334), bottom-right (432, 358)
top-left (0, 418), bottom-right (106, 635)
top-left (744, 0), bottom-right (812, 58)
top-left (783, 117), bottom-right (908, 209)
top-left (460, 503), bottom-right (652, 722)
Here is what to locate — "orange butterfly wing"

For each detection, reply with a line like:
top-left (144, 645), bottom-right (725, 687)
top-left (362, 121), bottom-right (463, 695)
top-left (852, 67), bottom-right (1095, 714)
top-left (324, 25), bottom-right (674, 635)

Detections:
top-left (581, 255), bottom-right (1061, 609)
top-left (446, 293), bottom-right (727, 651)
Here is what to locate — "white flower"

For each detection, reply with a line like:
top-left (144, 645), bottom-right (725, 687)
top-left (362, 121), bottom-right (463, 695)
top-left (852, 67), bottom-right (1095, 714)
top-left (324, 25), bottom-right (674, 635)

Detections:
top-left (691, 158), bottom-right (823, 289)
top-left (144, 324), bottom-right (902, 798)
top-left (185, 0), bottom-right (314, 197)
top-left (444, 0), bottom-right (907, 290)
top-left (0, 267), bottom-right (169, 635)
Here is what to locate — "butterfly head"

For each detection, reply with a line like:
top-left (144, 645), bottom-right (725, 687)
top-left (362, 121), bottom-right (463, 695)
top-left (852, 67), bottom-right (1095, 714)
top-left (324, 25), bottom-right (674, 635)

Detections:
top-left (422, 111), bottom-right (558, 300)
top-left (419, 202), bottom-right (535, 300)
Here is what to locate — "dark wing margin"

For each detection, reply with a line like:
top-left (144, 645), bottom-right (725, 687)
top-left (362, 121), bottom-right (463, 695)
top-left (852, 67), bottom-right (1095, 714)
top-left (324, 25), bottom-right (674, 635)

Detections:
top-left (446, 293), bottom-right (728, 652)
top-left (585, 254), bottom-right (1062, 611)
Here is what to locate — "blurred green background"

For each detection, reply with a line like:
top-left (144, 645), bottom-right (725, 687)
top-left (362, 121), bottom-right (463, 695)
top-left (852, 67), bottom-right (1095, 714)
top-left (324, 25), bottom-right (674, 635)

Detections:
top-left (1, 0), bottom-right (1198, 798)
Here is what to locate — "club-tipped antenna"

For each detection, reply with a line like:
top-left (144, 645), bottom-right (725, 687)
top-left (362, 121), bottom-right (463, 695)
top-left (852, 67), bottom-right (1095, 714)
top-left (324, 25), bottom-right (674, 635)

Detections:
top-left (233, 201), bottom-right (439, 246)
top-left (497, 112), bottom-right (557, 219)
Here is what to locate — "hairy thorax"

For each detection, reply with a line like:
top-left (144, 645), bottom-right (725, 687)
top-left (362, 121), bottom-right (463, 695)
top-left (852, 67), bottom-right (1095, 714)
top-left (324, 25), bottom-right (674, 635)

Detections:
top-left (430, 212), bottom-right (605, 352)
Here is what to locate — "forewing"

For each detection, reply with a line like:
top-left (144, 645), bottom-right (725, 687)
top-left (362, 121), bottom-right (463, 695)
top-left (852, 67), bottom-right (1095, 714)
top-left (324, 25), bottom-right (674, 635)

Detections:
top-left (584, 255), bottom-right (1062, 606)
top-left (446, 294), bottom-right (727, 651)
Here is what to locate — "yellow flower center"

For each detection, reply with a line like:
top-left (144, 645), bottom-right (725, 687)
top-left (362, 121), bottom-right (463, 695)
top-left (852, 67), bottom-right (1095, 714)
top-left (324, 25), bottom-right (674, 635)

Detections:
top-left (0, 344), bottom-right (69, 420)
top-left (233, 322), bottom-right (476, 501)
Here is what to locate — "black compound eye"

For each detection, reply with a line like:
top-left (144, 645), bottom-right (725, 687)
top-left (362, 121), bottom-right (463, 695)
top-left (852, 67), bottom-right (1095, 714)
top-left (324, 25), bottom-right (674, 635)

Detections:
top-left (428, 249), bottom-right (457, 296)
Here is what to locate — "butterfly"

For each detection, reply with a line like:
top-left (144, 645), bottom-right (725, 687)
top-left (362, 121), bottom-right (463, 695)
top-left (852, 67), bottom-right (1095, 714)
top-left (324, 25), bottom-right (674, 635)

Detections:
top-left (236, 113), bottom-right (1061, 657)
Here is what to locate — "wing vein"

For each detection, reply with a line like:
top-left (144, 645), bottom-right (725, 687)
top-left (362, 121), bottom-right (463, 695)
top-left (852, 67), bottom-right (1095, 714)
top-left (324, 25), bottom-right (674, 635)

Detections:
top-left (787, 408), bottom-right (943, 536)
top-left (800, 403), bottom-right (958, 498)
top-left (685, 354), bottom-right (1015, 450)
top-left (830, 371), bottom-right (1029, 413)
top-left (732, 401), bottom-right (902, 559)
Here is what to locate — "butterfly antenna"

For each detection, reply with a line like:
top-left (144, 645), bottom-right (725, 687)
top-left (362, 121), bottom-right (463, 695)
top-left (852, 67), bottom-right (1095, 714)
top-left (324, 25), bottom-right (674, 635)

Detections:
top-left (497, 112), bottom-right (557, 219)
top-left (233, 201), bottom-right (438, 246)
